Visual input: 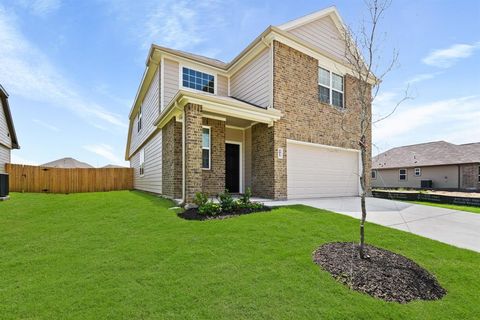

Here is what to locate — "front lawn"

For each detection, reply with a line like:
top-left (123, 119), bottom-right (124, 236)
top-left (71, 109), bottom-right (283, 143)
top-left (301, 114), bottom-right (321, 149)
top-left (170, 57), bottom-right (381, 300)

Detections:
top-left (1, 191), bottom-right (479, 319)
top-left (410, 201), bottom-right (480, 214)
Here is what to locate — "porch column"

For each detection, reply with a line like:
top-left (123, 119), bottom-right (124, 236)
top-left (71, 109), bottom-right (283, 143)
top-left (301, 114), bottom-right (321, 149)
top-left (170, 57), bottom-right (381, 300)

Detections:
top-left (184, 103), bottom-right (203, 203)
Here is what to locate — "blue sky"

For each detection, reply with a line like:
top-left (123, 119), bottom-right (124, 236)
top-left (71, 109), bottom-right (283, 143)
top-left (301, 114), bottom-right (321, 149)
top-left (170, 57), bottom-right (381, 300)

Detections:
top-left (0, 0), bottom-right (479, 166)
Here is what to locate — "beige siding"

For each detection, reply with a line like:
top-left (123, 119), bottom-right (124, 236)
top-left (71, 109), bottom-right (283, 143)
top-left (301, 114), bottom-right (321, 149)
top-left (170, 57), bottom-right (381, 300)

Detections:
top-left (163, 58), bottom-right (179, 108)
top-left (288, 16), bottom-right (346, 62)
top-left (0, 144), bottom-right (10, 173)
top-left (130, 131), bottom-right (163, 193)
top-left (129, 67), bottom-right (160, 157)
top-left (0, 98), bottom-right (12, 149)
top-left (230, 47), bottom-right (271, 108)
top-left (372, 165), bottom-right (460, 189)
top-left (217, 75), bottom-right (228, 96)
top-left (225, 127), bottom-right (243, 142)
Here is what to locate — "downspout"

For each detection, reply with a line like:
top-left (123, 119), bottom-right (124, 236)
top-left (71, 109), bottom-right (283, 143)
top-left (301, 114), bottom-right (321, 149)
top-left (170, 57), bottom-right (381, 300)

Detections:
top-left (182, 110), bottom-right (186, 205)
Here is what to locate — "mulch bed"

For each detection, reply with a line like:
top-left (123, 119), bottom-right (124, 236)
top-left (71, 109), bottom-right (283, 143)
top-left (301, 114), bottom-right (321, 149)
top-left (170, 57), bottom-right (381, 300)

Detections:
top-left (313, 242), bottom-right (446, 303)
top-left (178, 206), bottom-right (272, 221)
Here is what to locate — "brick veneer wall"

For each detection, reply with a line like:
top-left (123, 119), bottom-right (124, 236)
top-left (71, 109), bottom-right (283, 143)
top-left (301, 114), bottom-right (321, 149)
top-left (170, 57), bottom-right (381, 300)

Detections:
top-left (184, 103), bottom-right (203, 202)
top-left (162, 118), bottom-right (182, 198)
top-left (460, 163), bottom-right (480, 190)
top-left (251, 123), bottom-right (275, 198)
top-left (202, 118), bottom-right (226, 195)
top-left (271, 41), bottom-right (372, 198)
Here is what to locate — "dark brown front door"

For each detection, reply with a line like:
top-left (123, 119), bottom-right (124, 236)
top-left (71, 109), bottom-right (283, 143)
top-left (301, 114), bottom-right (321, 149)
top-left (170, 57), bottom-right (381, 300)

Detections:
top-left (225, 143), bottom-right (240, 193)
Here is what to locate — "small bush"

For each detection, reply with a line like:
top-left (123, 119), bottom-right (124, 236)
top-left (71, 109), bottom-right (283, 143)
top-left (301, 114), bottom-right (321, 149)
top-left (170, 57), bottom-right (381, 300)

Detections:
top-left (194, 192), bottom-right (209, 207)
top-left (247, 202), bottom-right (264, 210)
top-left (198, 201), bottom-right (222, 216)
top-left (218, 189), bottom-right (236, 213)
top-left (239, 187), bottom-right (252, 206)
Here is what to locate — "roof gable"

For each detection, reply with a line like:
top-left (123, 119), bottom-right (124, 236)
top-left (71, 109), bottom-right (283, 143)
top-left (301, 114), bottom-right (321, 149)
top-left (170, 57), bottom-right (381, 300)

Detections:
top-left (0, 84), bottom-right (19, 150)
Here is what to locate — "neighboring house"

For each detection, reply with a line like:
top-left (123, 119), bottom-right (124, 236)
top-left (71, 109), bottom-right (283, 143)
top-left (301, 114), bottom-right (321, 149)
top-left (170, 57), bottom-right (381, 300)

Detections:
top-left (125, 6), bottom-right (373, 203)
top-left (372, 141), bottom-right (480, 191)
top-left (42, 157), bottom-right (94, 169)
top-left (0, 85), bottom-right (20, 173)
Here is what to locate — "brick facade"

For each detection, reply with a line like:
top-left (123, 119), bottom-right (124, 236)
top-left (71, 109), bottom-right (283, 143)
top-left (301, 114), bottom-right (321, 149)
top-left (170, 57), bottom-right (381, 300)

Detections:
top-left (460, 163), bottom-right (480, 190)
top-left (251, 123), bottom-right (275, 198)
top-left (202, 118), bottom-right (226, 195)
top-left (261, 40), bottom-right (373, 199)
top-left (184, 104), bottom-right (203, 203)
top-left (162, 118), bottom-right (182, 198)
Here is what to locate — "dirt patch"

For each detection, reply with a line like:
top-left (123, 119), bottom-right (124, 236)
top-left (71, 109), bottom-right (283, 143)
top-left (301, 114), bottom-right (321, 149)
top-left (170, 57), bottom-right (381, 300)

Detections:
top-left (313, 242), bottom-right (446, 303)
top-left (178, 206), bottom-right (272, 221)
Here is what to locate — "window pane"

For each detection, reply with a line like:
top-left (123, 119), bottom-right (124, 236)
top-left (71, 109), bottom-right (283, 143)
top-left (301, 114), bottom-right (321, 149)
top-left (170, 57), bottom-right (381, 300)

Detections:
top-left (202, 149), bottom-right (210, 169)
top-left (319, 85), bottom-right (330, 103)
top-left (202, 128), bottom-right (210, 148)
top-left (332, 73), bottom-right (343, 91)
top-left (319, 68), bottom-right (330, 86)
top-left (332, 91), bottom-right (343, 108)
top-left (182, 68), bottom-right (215, 93)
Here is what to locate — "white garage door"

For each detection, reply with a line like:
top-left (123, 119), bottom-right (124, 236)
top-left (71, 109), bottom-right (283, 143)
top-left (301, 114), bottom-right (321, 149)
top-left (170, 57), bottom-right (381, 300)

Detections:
top-left (287, 141), bottom-right (359, 199)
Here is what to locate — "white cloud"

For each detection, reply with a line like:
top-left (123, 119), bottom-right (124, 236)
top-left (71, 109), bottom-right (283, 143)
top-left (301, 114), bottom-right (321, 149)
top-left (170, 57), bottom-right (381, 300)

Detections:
top-left (83, 144), bottom-right (126, 166)
top-left (15, 0), bottom-right (61, 16)
top-left (33, 119), bottom-right (60, 132)
top-left (422, 42), bottom-right (480, 68)
top-left (0, 6), bottom-right (126, 129)
top-left (373, 96), bottom-right (480, 153)
top-left (405, 72), bottom-right (442, 84)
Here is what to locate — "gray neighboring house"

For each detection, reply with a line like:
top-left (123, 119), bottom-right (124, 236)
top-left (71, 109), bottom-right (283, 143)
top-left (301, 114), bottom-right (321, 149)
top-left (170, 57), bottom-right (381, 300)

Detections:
top-left (0, 85), bottom-right (20, 173)
top-left (372, 141), bottom-right (480, 191)
top-left (41, 157), bottom-right (94, 169)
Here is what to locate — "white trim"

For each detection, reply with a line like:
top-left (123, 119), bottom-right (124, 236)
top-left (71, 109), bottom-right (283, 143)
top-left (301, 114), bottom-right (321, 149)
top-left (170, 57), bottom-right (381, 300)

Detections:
top-left (277, 6), bottom-right (340, 31)
top-left (225, 125), bottom-right (247, 131)
top-left (227, 75), bottom-right (231, 96)
top-left (202, 126), bottom-right (211, 170)
top-left (269, 43), bottom-right (274, 108)
top-left (203, 114), bottom-right (226, 122)
top-left (226, 140), bottom-right (243, 193)
top-left (160, 56), bottom-right (165, 111)
top-left (286, 139), bottom-right (358, 153)
top-left (318, 67), bottom-right (344, 108)
top-left (414, 167), bottom-right (421, 177)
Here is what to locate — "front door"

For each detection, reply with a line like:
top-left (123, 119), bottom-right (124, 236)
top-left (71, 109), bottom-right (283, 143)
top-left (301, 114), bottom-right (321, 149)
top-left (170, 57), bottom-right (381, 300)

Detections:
top-left (225, 143), bottom-right (240, 193)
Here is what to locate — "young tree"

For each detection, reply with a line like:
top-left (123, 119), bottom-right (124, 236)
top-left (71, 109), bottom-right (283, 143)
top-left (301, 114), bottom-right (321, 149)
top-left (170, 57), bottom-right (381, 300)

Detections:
top-left (341, 0), bottom-right (410, 258)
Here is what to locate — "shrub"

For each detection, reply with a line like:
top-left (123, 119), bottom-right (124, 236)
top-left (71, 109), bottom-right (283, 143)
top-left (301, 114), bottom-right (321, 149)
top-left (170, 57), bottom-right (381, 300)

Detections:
top-left (239, 187), bottom-right (252, 206)
top-left (247, 202), bottom-right (264, 210)
top-left (194, 192), bottom-right (209, 207)
top-left (218, 189), bottom-right (236, 213)
top-left (198, 201), bottom-right (222, 216)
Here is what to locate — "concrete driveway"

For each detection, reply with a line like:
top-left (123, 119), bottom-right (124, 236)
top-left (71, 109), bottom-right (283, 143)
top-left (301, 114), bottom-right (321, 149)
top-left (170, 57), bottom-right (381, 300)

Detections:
top-left (263, 197), bottom-right (480, 252)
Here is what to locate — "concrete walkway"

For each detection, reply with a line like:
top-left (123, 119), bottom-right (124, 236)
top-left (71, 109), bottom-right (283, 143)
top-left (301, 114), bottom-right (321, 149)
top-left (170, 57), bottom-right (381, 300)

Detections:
top-left (263, 197), bottom-right (480, 253)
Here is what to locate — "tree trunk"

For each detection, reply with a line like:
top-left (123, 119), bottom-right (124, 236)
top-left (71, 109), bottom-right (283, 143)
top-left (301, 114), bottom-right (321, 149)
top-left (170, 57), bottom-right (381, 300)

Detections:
top-left (359, 135), bottom-right (368, 259)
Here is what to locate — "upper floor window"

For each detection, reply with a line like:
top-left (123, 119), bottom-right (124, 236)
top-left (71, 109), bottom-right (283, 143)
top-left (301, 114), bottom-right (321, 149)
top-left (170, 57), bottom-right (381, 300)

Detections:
top-left (137, 106), bottom-right (142, 132)
top-left (318, 67), bottom-right (344, 108)
top-left (399, 169), bottom-right (407, 181)
top-left (182, 67), bottom-right (214, 94)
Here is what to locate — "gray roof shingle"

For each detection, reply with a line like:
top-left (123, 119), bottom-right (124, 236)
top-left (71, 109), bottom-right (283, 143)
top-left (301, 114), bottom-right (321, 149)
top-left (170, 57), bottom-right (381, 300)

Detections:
top-left (373, 141), bottom-right (480, 169)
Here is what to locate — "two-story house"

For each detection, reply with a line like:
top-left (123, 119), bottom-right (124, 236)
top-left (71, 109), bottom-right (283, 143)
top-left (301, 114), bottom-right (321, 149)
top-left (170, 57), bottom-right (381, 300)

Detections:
top-left (125, 6), bottom-right (373, 203)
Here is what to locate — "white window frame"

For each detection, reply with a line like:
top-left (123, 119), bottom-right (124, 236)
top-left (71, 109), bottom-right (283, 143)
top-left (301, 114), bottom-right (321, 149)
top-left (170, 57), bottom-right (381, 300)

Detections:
top-left (318, 67), bottom-right (344, 108)
top-left (414, 167), bottom-right (421, 177)
top-left (371, 170), bottom-right (377, 180)
top-left (137, 105), bottom-right (142, 133)
top-left (202, 126), bottom-right (211, 170)
top-left (181, 66), bottom-right (216, 94)
top-left (139, 148), bottom-right (145, 176)
top-left (399, 168), bottom-right (407, 181)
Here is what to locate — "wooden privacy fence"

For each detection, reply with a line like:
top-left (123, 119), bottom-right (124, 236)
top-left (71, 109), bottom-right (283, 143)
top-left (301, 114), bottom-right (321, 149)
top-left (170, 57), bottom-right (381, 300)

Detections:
top-left (5, 164), bottom-right (133, 193)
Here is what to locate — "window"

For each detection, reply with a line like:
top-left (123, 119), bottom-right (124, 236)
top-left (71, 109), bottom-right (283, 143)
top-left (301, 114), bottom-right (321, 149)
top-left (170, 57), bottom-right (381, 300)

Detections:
top-left (399, 169), bottom-right (407, 181)
top-left (478, 165), bottom-right (480, 183)
top-left (371, 170), bottom-right (377, 180)
top-left (202, 127), bottom-right (211, 169)
top-left (318, 67), bottom-right (344, 108)
top-left (137, 106), bottom-right (142, 132)
top-left (414, 168), bottom-right (421, 177)
top-left (139, 148), bottom-right (145, 176)
top-left (182, 67), bottom-right (214, 94)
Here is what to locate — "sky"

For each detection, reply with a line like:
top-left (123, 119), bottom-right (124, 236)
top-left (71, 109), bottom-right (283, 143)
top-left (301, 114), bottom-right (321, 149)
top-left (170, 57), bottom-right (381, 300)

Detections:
top-left (0, 0), bottom-right (479, 167)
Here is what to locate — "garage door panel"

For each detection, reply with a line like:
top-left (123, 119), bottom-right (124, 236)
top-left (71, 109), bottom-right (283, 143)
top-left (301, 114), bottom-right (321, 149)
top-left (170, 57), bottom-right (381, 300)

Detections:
top-left (287, 142), bottom-right (359, 199)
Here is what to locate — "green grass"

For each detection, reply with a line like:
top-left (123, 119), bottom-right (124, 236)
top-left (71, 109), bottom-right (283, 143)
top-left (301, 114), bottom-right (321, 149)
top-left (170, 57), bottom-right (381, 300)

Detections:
top-left (1, 191), bottom-right (479, 319)
top-left (409, 201), bottom-right (480, 214)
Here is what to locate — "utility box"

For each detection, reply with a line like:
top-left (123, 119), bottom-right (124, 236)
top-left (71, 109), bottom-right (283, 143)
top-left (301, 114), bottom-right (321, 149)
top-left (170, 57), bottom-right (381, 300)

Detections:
top-left (0, 173), bottom-right (9, 197)
top-left (420, 180), bottom-right (433, 189)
